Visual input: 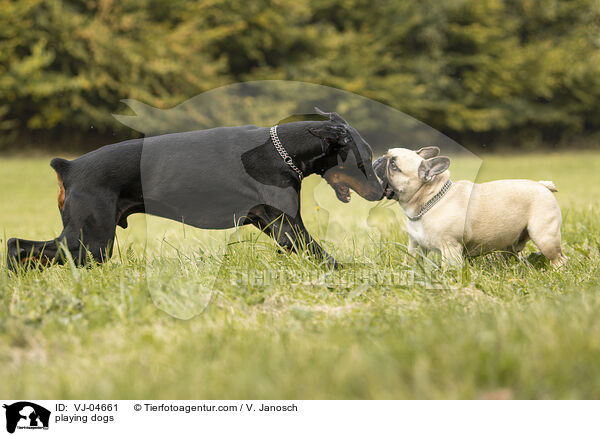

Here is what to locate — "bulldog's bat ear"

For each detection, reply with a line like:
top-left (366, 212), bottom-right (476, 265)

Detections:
top-left (314, 107), bottom-right (347, 125)
top-left (418, 156), bottom-right (450, 182)
top-left (416, 146), bottom-right (440, 159)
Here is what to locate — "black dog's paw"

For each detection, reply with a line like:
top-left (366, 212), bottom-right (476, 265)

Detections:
top-left (327, 258), bottom-right (343, 270)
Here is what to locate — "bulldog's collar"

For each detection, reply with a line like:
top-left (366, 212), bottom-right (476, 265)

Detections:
top-left (406, 179), bottom-right (453, 221)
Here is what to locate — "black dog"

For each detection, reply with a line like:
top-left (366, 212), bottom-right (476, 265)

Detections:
top-left (7, 109), bottom-right (383, 270)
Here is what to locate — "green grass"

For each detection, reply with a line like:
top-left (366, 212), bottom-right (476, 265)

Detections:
top-left (1, 151), bottom-right (599, 399)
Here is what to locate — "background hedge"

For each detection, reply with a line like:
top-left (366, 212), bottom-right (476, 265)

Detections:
top-left (1, 0), bottom-right (599, 150)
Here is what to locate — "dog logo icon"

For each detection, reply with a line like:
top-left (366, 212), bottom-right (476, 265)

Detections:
top-left (3, 402), bottom-right (50, 434)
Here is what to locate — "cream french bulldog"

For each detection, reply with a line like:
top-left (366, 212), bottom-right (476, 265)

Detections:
top-left (373, 147), bottom-right (566, 268)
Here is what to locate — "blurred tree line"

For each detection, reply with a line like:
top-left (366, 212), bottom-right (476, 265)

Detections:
top-left (1, 0), bottom-right (599, 151)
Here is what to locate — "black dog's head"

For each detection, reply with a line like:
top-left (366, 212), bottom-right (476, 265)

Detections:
top-left (308, 108), bottom-right (383, 202)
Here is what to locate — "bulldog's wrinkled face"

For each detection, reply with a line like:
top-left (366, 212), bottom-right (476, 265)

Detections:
top-left (373, 147), bottom-right (450, 202)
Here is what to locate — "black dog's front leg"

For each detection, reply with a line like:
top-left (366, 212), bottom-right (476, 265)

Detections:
top-left (246, 205), bottom-right (341, 268)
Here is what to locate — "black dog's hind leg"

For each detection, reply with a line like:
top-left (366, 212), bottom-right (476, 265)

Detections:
top-left (7, 237), bottom-right (62, 270)
top-left (7, 189), bottom-right (118, 271)
top-left (246, 205), bottom-right (340, 268)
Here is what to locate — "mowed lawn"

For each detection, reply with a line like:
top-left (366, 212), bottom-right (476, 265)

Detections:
top-left (0, 151), bottom-right (599, 399)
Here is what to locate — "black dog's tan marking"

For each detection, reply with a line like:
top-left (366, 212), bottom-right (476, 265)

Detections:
top-left (7, 110), bottom-right (383, 270)
top-left (56, 172), bottom-right (65, 211)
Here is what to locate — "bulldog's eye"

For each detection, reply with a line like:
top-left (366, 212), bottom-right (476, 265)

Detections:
top-left (390, 160), bottom-right (401, 172)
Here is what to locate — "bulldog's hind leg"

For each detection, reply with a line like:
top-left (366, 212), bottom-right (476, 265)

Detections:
top-left (511, 228), bottom-right (530, 255)
top-left (499, 228), bottom-right (530, 261)
top-left (527, 211), bottom-right (567, 268)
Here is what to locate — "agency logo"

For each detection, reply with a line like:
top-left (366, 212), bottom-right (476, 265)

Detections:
top-left (3, 402), bottom-right (50, 434)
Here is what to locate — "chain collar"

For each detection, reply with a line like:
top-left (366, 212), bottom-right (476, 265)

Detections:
top-left (270, 125), bottom-right (303, 180)
top-left (406, 180), bottom-right (453, 221)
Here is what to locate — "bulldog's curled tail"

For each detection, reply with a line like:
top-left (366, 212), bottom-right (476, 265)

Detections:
top-left (538, 180), bottom-right (558, 192)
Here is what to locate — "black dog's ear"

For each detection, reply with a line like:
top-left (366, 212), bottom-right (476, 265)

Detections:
top-left (314, 107), bottom-right (347, 125)
top-left (309, 124), bottom-right (349, 153)
top-left (416, 146), bottom-right (440, 159)
top-left (418, 156), bottom-right (450, 182)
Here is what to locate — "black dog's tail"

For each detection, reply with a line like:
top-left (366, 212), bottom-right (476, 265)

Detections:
top-left (50, 157), bottom-right (71, 181)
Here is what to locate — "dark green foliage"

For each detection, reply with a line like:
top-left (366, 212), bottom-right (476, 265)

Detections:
top-left (1, 0), bottom-right (599, 149)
